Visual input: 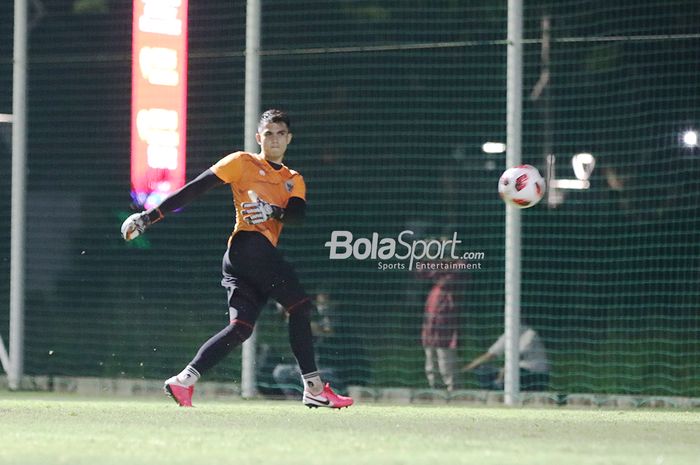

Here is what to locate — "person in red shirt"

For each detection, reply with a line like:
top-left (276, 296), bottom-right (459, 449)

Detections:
top-left (419, 265), bottom-right (463, 391)
top-left (121, 109), bottom-right (352, 409)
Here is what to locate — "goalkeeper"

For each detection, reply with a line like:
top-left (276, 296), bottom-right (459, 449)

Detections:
top-left (121, 109), bottom-right (353, 409)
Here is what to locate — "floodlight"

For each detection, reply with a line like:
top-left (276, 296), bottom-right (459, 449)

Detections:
top-left (482, 142), bottom-right (506, 154)
top-left (682, 130), bottom-right (698, 148)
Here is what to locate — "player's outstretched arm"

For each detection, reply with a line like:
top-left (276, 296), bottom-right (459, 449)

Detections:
top-left (461, 351), bottom-right (496, 372)
top-left (121, 169), bottom-right (225, 241)
top-left (157, 169), bottom-right (225, 214)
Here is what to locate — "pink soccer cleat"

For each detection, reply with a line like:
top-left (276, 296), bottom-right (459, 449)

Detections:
top-left (303, 383), bottom-right (354, 409)
top-left (164, 377), bottom-right (194, 407)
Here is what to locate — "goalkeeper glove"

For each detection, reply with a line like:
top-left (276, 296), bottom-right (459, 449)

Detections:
top-left (121, 208), bottom-right (164, 241)
top-left (241, 197), bottom-right (284, 225)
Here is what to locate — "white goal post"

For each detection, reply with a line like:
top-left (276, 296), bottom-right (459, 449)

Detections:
top-left (3, 0), bottom-right (29, 391)
top-left (240, 0), bottom-right (261, 399)
top-left (504, 0), bottom-right (524, 406)
top-left (0, 115), bottom-right (12, 376)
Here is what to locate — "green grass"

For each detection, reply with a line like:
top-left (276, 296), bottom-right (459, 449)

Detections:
top-left (1, 392), bottom-right (698, 465)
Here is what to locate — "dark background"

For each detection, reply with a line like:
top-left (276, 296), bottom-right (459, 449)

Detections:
top-left (0, 0), bottom-right (698, 395)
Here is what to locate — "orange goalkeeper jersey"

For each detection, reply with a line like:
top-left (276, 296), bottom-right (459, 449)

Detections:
top-left (211, 151), bottom-right (306, 247)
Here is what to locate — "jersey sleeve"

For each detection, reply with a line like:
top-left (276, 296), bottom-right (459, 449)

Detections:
top-left (210, 152), bottom-right (245, 184)
top-left (290, 174), bottom-right (306, 201)
top-left (487, 333), bottom-right (506, 356)
top-left (519, 328), bottom-right (536, 351)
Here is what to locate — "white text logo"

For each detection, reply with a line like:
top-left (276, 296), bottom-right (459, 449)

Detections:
top-left (324, 230), bottom-right (484, 271)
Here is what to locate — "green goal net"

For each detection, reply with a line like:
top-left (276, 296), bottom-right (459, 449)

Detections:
top-left (0, 0), bottom-right (698, 399)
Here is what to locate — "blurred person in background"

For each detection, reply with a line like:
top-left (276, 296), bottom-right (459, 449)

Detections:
top-left (272, 292), bottom-right (346, 399)
top-left (418, 259), bottom-right (465, 392)
top-left (462, 323), bottom-right (550, 391)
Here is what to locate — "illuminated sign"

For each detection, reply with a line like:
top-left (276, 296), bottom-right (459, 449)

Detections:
top-left (131, 0), bottom-right (188, 208)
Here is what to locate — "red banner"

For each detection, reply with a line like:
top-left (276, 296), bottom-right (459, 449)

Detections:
top-left (131, 0), bottom-right (188, 208)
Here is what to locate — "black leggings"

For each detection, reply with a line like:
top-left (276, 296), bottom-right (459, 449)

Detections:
top-left (189, 231), bottom-right (317, 375)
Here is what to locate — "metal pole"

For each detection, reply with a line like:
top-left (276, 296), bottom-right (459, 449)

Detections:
top-left (241, 0), bottom-right (261, 399)
top-left (504, 0), bottom-right (523, 406)
top-left (10, 0), bottom-right (28, 391)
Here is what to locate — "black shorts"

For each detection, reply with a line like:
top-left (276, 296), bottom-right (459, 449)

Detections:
top-left (221, 231), bottom-right (308, 324)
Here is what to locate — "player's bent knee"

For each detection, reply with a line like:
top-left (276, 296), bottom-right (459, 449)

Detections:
top-left (231, 318), bottom-right (255, 342)
top-left (285, 297), bottom-right (312, 318)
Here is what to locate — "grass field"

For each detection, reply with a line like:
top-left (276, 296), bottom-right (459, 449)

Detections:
top-left (1, 392), bottom-right (698, 465)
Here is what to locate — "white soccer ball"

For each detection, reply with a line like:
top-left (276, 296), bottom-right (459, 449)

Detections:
top-left (498, 164), bottom-right (546, 208)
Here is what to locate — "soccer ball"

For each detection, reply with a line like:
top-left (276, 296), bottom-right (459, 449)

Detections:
top-left (498, 165), bottom-right (546, 208)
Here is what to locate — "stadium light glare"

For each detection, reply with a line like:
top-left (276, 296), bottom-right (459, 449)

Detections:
top-left (681, 130), bottom-right (698, 148)
top-left (482, 141), bottom-right (506, 154)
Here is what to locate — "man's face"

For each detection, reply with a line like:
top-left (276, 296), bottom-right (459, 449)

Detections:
top-left (256, 121), bottom-right (292, 162)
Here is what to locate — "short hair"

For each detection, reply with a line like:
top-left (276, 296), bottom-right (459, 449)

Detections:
top-left (258, 109), bottom-right (291, 132)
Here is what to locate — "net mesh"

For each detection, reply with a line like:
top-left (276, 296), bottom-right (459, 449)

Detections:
top-left (0, 0), bottom-right (699, 397)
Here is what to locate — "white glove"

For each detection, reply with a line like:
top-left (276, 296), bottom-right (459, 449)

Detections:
top-left (241, 191), bottom-right (283, 225)
top-left (121, 212), bottom-right (149, 241)
top-left (121, 209), bottom-right (163, 241)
